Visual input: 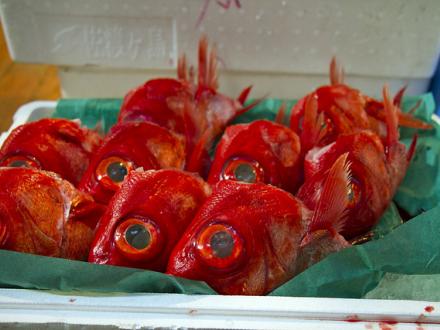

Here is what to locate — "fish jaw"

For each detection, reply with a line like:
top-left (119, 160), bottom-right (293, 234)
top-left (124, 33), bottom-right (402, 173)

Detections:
top-left (88, 169), bottom-right (210, 272)
top-left (167, 180), bottom-right (308, 295)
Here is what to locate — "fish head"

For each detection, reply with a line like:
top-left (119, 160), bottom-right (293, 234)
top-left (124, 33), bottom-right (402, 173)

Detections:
top-left (208, 120), bottom-right (301, 193)
top-left (300, 131), bottom-right (391, 238)
top-left (0, 167), bottom-right (103, 259)
top-left (119, 78), bottom-right (191, 134)
top-left (0, 119), bottom-right (101, 185)
top-left (88, 169), bottom-right (210, 271)
top-left (167, 180), bottom-right (307, 295)
top-left (78, 122), bottom-right (185, 204)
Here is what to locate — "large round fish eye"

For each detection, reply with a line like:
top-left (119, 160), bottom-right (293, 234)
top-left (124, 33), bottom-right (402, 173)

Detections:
top-left (221, 157), bottom-right (264, 184)
top-left (0, 154), bottom-right (41, 169)
top-left (196, 223), bottom-right (245, 270)
top-left (114, 217), bottom-right (163, 261)
top-left (347, 177), bottom-right (362, 208)
top-left (95, 156), bottom-right (133, 191)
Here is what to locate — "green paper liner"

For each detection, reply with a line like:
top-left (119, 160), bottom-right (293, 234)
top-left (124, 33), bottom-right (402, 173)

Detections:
top-left (0, 94), bottom-right (438, 300)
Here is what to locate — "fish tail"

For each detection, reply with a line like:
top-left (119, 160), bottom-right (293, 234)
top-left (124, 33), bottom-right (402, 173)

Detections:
top-left (306, 152), bottom-right (352, 237)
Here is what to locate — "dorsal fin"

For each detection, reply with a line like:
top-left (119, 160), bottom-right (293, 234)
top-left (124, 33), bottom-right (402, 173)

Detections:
top-left (307, 153), bottom-right (352, 235)
top-left (198, 35), bottom-right (218, 91)
top-left (177, 54), bottom-right (188, 81)
top-left (330, 57), bottom-right (344, 85)
top-left (237, 85), bottom-right (253, 105)
top-left (275, 103), bottom-right (287, 125)
top-left (383, 85), bottom-right (399, 152)
top-left (393, 85), bottom-right (407, 107)
top-left (301, 93), bottom-right (324, 151)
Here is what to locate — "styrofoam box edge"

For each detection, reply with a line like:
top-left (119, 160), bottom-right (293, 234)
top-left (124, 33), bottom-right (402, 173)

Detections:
top-left (1, 101), bottom-right (440, 329)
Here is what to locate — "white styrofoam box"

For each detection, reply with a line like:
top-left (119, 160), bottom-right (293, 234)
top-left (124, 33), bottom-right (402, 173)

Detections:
top-left (1, 288), bottom-right (440, 329)
top-left (2, 102), bottom-right (440, 328)
top-left (1, 0), bottom-right (439, 98)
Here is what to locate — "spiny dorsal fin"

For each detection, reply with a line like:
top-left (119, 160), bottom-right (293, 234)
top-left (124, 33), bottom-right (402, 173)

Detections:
top-left (308, 153), bottom-right (352, 235)
top-left (383, 85), bottom-right (399, 151)
top-left (393, 85), bottom-right (407, 108)
top-left (275, 103), bottom-right (287, 125)
top-left (237, 85), bottom-right (253, 105)
top-left (330, 57), bottom-right (345, 85)
top-left (198, 35), bottom-right (218, 90)
top-left (301, 93), bottom-right (324, 151)
top-left (177, 54), bottom-right (188, 81)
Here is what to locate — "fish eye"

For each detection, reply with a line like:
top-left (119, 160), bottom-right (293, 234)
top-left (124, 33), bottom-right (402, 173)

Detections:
top-left (196, 223), bottom-right (245, 270)
top-left (347, 177), bottom-right (362, 208)
top-left (95, 156), bottom-right (133, 190)
top-left (0, 155), bottom-right (40, 169)
top-left (114, 217), bottom-right (163, 261)
top-left (221, 157), bottom-right (264, 184)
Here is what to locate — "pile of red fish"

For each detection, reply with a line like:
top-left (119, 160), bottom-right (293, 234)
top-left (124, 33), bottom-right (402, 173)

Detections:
top-left (0, 37), bottom-right (432, 295)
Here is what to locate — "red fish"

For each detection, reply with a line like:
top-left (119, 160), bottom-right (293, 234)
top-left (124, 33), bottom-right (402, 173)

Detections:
top-left (118, 78), bottom-right (191, 134)
top-left (0, 167), bottom-right (104, 260)
top-left (89, 169), bottom-right (211, 271)
top-left (78, 121), bottom-right (185, 204)
top-left (207, 120), bottom-right (302, 193)
top-left (289, 59), bottom-right (430, 154)
top-left (298, 86), bottom-right (417, 239)
top-left (118, 36), bottom-right (258, 176)
top-left (0, 118), bottom-right (102, 186)
top-left (167, 154), bottom-right (351, 295)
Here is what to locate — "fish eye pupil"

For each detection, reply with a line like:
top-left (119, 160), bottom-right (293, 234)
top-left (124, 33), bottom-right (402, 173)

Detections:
top-left (107, 161), bottom-right (128, 183)
top-left (234, 163), bottom-right (256, 183)
top-left (9, 160), bottom-right (30, 168)
top-left (125, 224), bottom-right (150, 250)
top-left (210, 230), bottom-right (234, 258)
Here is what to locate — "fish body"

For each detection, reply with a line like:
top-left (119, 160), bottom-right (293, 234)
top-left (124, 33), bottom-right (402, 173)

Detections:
top-left (117, 36), bottom-right (259, 176)
top-left (298, 87), bottom-right (414, 239)
top-left (289, 59), bottom-right (430, 154)
top-left (0, 167), bottom-right (104, 260)
top-left (167, 154), bottom-right (351, 295)
top-left (0, 118), bottom-right (102, 186)
top-left (119, 78), bottom-right (191, 134)
top-left (207, 120), bottom-right (301, 193)
top-left (89, 169), bottom-right (210, 271)
top-left (78, 121), bottom-right (185, 204)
